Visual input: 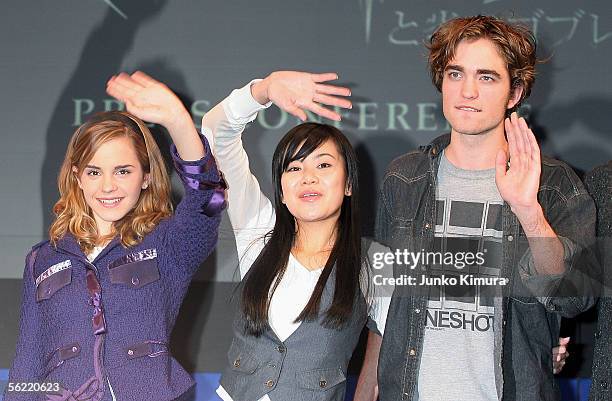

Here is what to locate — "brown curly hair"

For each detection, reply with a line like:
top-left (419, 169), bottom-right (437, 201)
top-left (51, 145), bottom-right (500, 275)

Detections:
top-left (427, 15), bottom-right (537, 108)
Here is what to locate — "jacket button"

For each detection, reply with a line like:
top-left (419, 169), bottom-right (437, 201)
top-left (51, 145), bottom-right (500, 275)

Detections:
top-left (131, 276), bottom-right (140, 286)
top-left (409, 348), bottom-right (416, 356)
top-left (71, 346), bottom-right (78, 353)
top-left (594, 331), bottom-right (601, 339)
top-left (277, 345), bottom-right (286, 353)
top-left (507, 235), bottom-right (514, 242)
top-left (601, 380), bottom-right (608, 389)
top-left (319, 380), bottom-right (327, 388)
top-left (415, 308), bottom-right (421, 314)
top-left (234, 359), bottom-right (241, 368)
top-left (265, 379), bottom-right (274, 388)
top-left (127, 349), bottom-right (134, 356)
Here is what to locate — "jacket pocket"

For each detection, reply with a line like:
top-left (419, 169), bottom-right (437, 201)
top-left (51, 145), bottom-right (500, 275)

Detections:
top-left (35, 261), bottom-right (72, 302)
top-left (109, 258), bottom-right (160, 289)
top-left (226, 340), bottom-right (260, 374)
top-left (42, 342), bottom-right (81, 379)
top-left (296, 367), bottom-right (346, 391)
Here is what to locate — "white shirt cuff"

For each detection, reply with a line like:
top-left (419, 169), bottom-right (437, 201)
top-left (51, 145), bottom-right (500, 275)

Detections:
top-left (223, 79), bottom-right (272, 124)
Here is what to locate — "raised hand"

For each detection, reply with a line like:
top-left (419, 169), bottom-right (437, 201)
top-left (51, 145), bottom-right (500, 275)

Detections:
top-left (106, 71), bottom-right (187, 128)
top-left (495, 112), bottom-right (542, 219)
top-left (106, 71), bottom-right (203, 160)
top-left (251, 71), bottom-right (352, 121)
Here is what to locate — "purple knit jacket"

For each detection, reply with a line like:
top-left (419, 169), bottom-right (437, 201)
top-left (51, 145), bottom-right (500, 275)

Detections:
top-left (5, 135), bottom-right (224, 401)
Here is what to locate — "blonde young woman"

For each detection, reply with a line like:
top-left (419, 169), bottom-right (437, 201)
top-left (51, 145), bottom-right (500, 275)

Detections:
top-left (5, 72), bottom-right (225, 401)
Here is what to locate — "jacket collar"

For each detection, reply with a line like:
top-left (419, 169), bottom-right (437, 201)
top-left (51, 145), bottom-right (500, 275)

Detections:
top-left (419, 133), bottom-right (451, 158)
top-left (55, 233), bottom-right (121, 262)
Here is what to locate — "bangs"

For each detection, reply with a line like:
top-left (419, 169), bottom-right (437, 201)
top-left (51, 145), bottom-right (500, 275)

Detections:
top-left (280, 125), bottom-right (332, 171)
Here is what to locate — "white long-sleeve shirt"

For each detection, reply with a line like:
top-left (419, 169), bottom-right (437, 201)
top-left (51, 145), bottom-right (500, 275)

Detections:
top-left (201, 81), bottom-right (390, 401)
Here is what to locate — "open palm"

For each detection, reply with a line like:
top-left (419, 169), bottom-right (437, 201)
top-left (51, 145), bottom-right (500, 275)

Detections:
top-left (495, 112), bottom-right (542, 212)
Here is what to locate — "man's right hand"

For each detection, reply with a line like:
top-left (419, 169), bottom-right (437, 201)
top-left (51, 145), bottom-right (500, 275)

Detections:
top-left (251, 71), bottom-right (352, 121)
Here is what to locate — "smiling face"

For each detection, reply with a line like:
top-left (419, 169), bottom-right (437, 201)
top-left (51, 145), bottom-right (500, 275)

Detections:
top-left (442, 37), bottom-right (522, 138)
top-left (280, 139), bottom-right (350, 228)
top-left (74, 136), bottom-right (149, 236)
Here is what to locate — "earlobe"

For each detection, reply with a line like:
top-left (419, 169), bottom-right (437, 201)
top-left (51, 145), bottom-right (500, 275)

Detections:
top-left (142, 174), bottom-right (150, 190)
top-left (345, 184), bottom-right (352, 197)
top-left (72, 166), bottom-right (83, 189)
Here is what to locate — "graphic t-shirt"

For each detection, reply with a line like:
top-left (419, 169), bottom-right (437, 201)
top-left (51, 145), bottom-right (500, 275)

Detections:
top-left (416, 151), bottom-right (503, 401)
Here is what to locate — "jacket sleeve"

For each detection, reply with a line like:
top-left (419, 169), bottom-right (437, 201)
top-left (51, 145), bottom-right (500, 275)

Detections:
top-left (5, 251), bottom-right (44, 399)
top-left (162, 133), bottom-right (225, 278)
top-left (518, 185), bottom-right (600, 318)
top-left (375, 178), bottom-right (393, 248)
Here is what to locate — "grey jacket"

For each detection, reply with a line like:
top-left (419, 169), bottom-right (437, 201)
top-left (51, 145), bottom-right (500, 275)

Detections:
top-left (375, 134), bottom-right (598, 401)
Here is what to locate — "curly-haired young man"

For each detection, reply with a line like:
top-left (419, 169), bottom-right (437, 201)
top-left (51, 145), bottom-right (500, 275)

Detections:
top-left (360, 16), bottom-right (597, 401)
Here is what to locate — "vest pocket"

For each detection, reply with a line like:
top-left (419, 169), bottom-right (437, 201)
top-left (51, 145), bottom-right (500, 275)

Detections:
top-left (227, 340), bottom-right (260, 374)
top-left (296, 367), bottom-right (346, 391)
top-left (108, 258), bottom-right (160, 289)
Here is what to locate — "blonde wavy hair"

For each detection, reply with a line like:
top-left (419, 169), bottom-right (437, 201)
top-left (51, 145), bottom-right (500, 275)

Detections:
top-left (49, 111), bottom-right (173, 253)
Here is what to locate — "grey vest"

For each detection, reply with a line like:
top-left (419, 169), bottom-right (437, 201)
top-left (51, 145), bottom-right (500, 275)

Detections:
top-left (221, 267), bottom-right (368, 401)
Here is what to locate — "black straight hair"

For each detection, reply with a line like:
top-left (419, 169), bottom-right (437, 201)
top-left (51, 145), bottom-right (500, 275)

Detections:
top-left (241, 122), bottom-right (362, 336)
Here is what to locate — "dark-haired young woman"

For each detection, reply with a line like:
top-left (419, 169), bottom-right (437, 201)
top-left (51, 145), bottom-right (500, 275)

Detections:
top-left (202, 71), bottom-right (389, 401)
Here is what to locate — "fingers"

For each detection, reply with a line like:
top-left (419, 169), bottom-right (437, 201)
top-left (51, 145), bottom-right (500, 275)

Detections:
top-left (313, 93), bottom-right (352, 109)
top-left (552, 337), bottom-right (570, 374)
top-left (310, 72), bottom-right (339, 83)
top-left (553, 351), bottom-right (568, 374)
top-left (506, 112), bottom-right (539, 173)
top-left (303, 102), bottom-right (341, 122)
top-left (505, 117), bottom-right (519, 163)
top-left (106, 72), bottom-right (144, 100)
top-left (131, 70), bottom-right (158, 87)
top-left (113, 72), bottom-right (144, 90)
top-left (553, 360), bottom-right (566, 374)
top-left (284, 104), bottom-right (308, 122)
top-left (315, 83), bottom-right (351, 97)
top-left (510, 112), bottom-right (526, 156)
top-left (495, 148), bottom-right (508, 183)
top-left (106, 76), bottom-right (137, 101)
